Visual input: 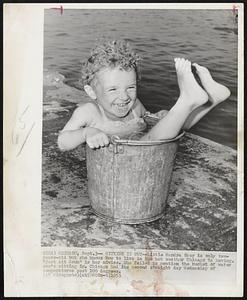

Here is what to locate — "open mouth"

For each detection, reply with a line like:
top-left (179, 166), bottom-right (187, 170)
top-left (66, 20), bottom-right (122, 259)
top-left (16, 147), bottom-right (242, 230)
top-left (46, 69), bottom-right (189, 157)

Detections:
top-left (113, 102), bottom-right (131, 116)
top-left (114, 100), bottom-right (131, 108)
top-left (115, 103), bottom-right (129, 107)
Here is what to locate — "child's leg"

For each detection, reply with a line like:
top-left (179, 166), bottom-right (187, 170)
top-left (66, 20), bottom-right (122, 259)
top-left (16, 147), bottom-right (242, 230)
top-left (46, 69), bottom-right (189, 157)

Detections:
top-left (141, 58), bottom-right (208, 141)
top-left (182, 63), bottom-right (231, 130)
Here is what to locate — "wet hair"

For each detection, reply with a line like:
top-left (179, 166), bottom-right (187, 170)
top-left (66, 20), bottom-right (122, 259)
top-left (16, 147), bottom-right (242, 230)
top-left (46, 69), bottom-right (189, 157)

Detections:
top-left (81, 40), bottom-right (141, 86)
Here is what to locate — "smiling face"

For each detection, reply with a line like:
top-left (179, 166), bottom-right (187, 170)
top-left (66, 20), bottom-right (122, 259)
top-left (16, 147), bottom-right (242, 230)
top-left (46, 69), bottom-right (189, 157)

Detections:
top-left (86, 66), bottom-right (137, 120)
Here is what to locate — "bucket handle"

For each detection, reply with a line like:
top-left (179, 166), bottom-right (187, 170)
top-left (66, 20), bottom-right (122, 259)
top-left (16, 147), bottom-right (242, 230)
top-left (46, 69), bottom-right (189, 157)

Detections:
top-left (109, 135), bottom-right (124, 154)
top-left (110, 135), bottom-right (121, 144)
top-left (110, 131), bottom-right (185, 146)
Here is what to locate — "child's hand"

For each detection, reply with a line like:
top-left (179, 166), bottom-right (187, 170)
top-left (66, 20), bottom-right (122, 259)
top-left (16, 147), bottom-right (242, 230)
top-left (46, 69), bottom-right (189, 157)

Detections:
top-left (143, 110), bottom-right (168, 120)
top-left (85, 127), bottom-right (110, 149)
top-left (154, 110), bottom-right (168, 119)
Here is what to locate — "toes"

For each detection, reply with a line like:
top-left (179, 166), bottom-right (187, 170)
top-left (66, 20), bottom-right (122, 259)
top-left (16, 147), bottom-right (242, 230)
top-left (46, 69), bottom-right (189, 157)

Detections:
top-left (181, 59), bottom-right (190, 72)
top-left (192, 63), bottom-right (204, 71)
top-left (186, 59), bottom-right (191, 65)
top-left (174, 58), bottom-right (180, 69)
top-left (185, 59), bottom-right (192, 70)
top-left (192, 63), bottom-right (202, 75)
top-left (175, 58), bottom-right (183, 70)
top-left (175, 58), bottom-right (191, 72)
top-left (175, 58), bottom-right (193, 73)
top-left (192, 62), bottom-right (200, 70)
top-left (192, 63), bottom-right (209, 74)
top-left (179, 58), bottom-right (185, 68)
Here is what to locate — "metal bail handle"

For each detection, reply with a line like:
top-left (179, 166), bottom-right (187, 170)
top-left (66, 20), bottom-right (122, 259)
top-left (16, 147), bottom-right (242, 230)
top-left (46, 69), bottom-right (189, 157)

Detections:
top-left (109, 135), bottom-right (124, 154)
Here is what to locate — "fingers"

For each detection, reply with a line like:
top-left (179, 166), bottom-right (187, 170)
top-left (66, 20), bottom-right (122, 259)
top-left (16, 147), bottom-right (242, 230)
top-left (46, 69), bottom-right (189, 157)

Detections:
top-left (156, 109), bottom-right (168, 119)
top-left (87, 133), bottom-right (110, 149)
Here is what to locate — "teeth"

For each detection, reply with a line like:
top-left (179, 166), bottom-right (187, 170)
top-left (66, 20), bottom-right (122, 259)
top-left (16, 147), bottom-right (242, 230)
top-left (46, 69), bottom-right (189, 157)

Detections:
top-left (115, 102), bottom-right (129, 107)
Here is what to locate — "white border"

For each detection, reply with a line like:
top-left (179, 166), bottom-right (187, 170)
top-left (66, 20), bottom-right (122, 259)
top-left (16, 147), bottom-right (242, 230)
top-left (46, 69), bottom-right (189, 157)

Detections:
top-left (3, 3), bottom-right (244, 297)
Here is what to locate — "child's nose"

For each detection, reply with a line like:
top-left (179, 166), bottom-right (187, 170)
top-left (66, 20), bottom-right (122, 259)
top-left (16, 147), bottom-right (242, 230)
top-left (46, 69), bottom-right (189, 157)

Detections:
top-left (119, 90), bottom-right (129, 101)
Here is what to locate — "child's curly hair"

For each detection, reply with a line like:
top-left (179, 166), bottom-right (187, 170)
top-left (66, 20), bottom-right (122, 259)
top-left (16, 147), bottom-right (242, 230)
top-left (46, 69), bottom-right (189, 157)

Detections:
top-left (82, 40), bottom-right (141, 85)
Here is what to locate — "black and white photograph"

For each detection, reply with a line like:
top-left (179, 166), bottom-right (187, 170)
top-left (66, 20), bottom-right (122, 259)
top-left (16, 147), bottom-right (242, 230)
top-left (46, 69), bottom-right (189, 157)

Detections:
top-left (42, 8), bottom-right (238, 251)
top-left (4, 3), bottom-right (243, 297)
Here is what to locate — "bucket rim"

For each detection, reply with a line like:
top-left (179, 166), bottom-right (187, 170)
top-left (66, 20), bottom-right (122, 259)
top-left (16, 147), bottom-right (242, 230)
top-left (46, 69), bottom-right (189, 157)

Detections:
top-left (110, 131), bottom-right (185, 146)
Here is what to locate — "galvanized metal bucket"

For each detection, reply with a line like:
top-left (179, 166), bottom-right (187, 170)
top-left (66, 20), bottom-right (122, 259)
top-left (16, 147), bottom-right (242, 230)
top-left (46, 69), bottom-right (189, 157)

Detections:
top-left (86, 128), bottom-right (184, 224)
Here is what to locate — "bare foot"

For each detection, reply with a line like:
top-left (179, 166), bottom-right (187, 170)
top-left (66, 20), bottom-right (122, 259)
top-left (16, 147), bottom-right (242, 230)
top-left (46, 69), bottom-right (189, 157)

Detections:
top-left (192, 63), bottom-right (231, 104)
top-left (174, 58), bottom-right (208, 109)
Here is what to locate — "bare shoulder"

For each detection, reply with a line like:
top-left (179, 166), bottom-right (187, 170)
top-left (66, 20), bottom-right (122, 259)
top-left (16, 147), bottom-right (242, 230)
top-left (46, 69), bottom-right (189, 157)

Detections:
top-left (75, 101), bottom-right (99, 114)
top-left (61, 102), bottom-right (99, 131)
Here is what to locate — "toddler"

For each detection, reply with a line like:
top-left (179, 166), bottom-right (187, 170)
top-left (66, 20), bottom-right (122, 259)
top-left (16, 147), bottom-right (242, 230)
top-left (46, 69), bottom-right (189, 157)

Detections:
top-left (58, 40), bottom-right (230, 150)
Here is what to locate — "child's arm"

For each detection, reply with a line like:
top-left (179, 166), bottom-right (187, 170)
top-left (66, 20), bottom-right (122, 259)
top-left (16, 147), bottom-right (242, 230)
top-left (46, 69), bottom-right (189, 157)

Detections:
top-left (57, 103), bottom-right (109, 151)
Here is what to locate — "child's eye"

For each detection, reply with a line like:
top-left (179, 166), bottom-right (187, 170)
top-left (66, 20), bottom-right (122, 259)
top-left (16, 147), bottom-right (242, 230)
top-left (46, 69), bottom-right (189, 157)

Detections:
top-left (128, 86), bottom-right (136, 90)
top-left (108, 88), bottom-right (117, 92)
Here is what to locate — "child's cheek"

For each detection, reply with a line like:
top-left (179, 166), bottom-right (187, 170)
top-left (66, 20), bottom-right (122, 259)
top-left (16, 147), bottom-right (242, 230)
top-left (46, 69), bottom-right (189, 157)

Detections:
top-left (104, 92), bottom-right (117, 102)
top-left (129, 90), bottom-right (137, 98)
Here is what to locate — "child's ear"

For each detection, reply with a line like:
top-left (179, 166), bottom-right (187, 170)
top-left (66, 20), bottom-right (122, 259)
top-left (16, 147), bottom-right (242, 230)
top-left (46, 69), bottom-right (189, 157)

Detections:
top-left (84, 85), bottom-right (97, 100)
